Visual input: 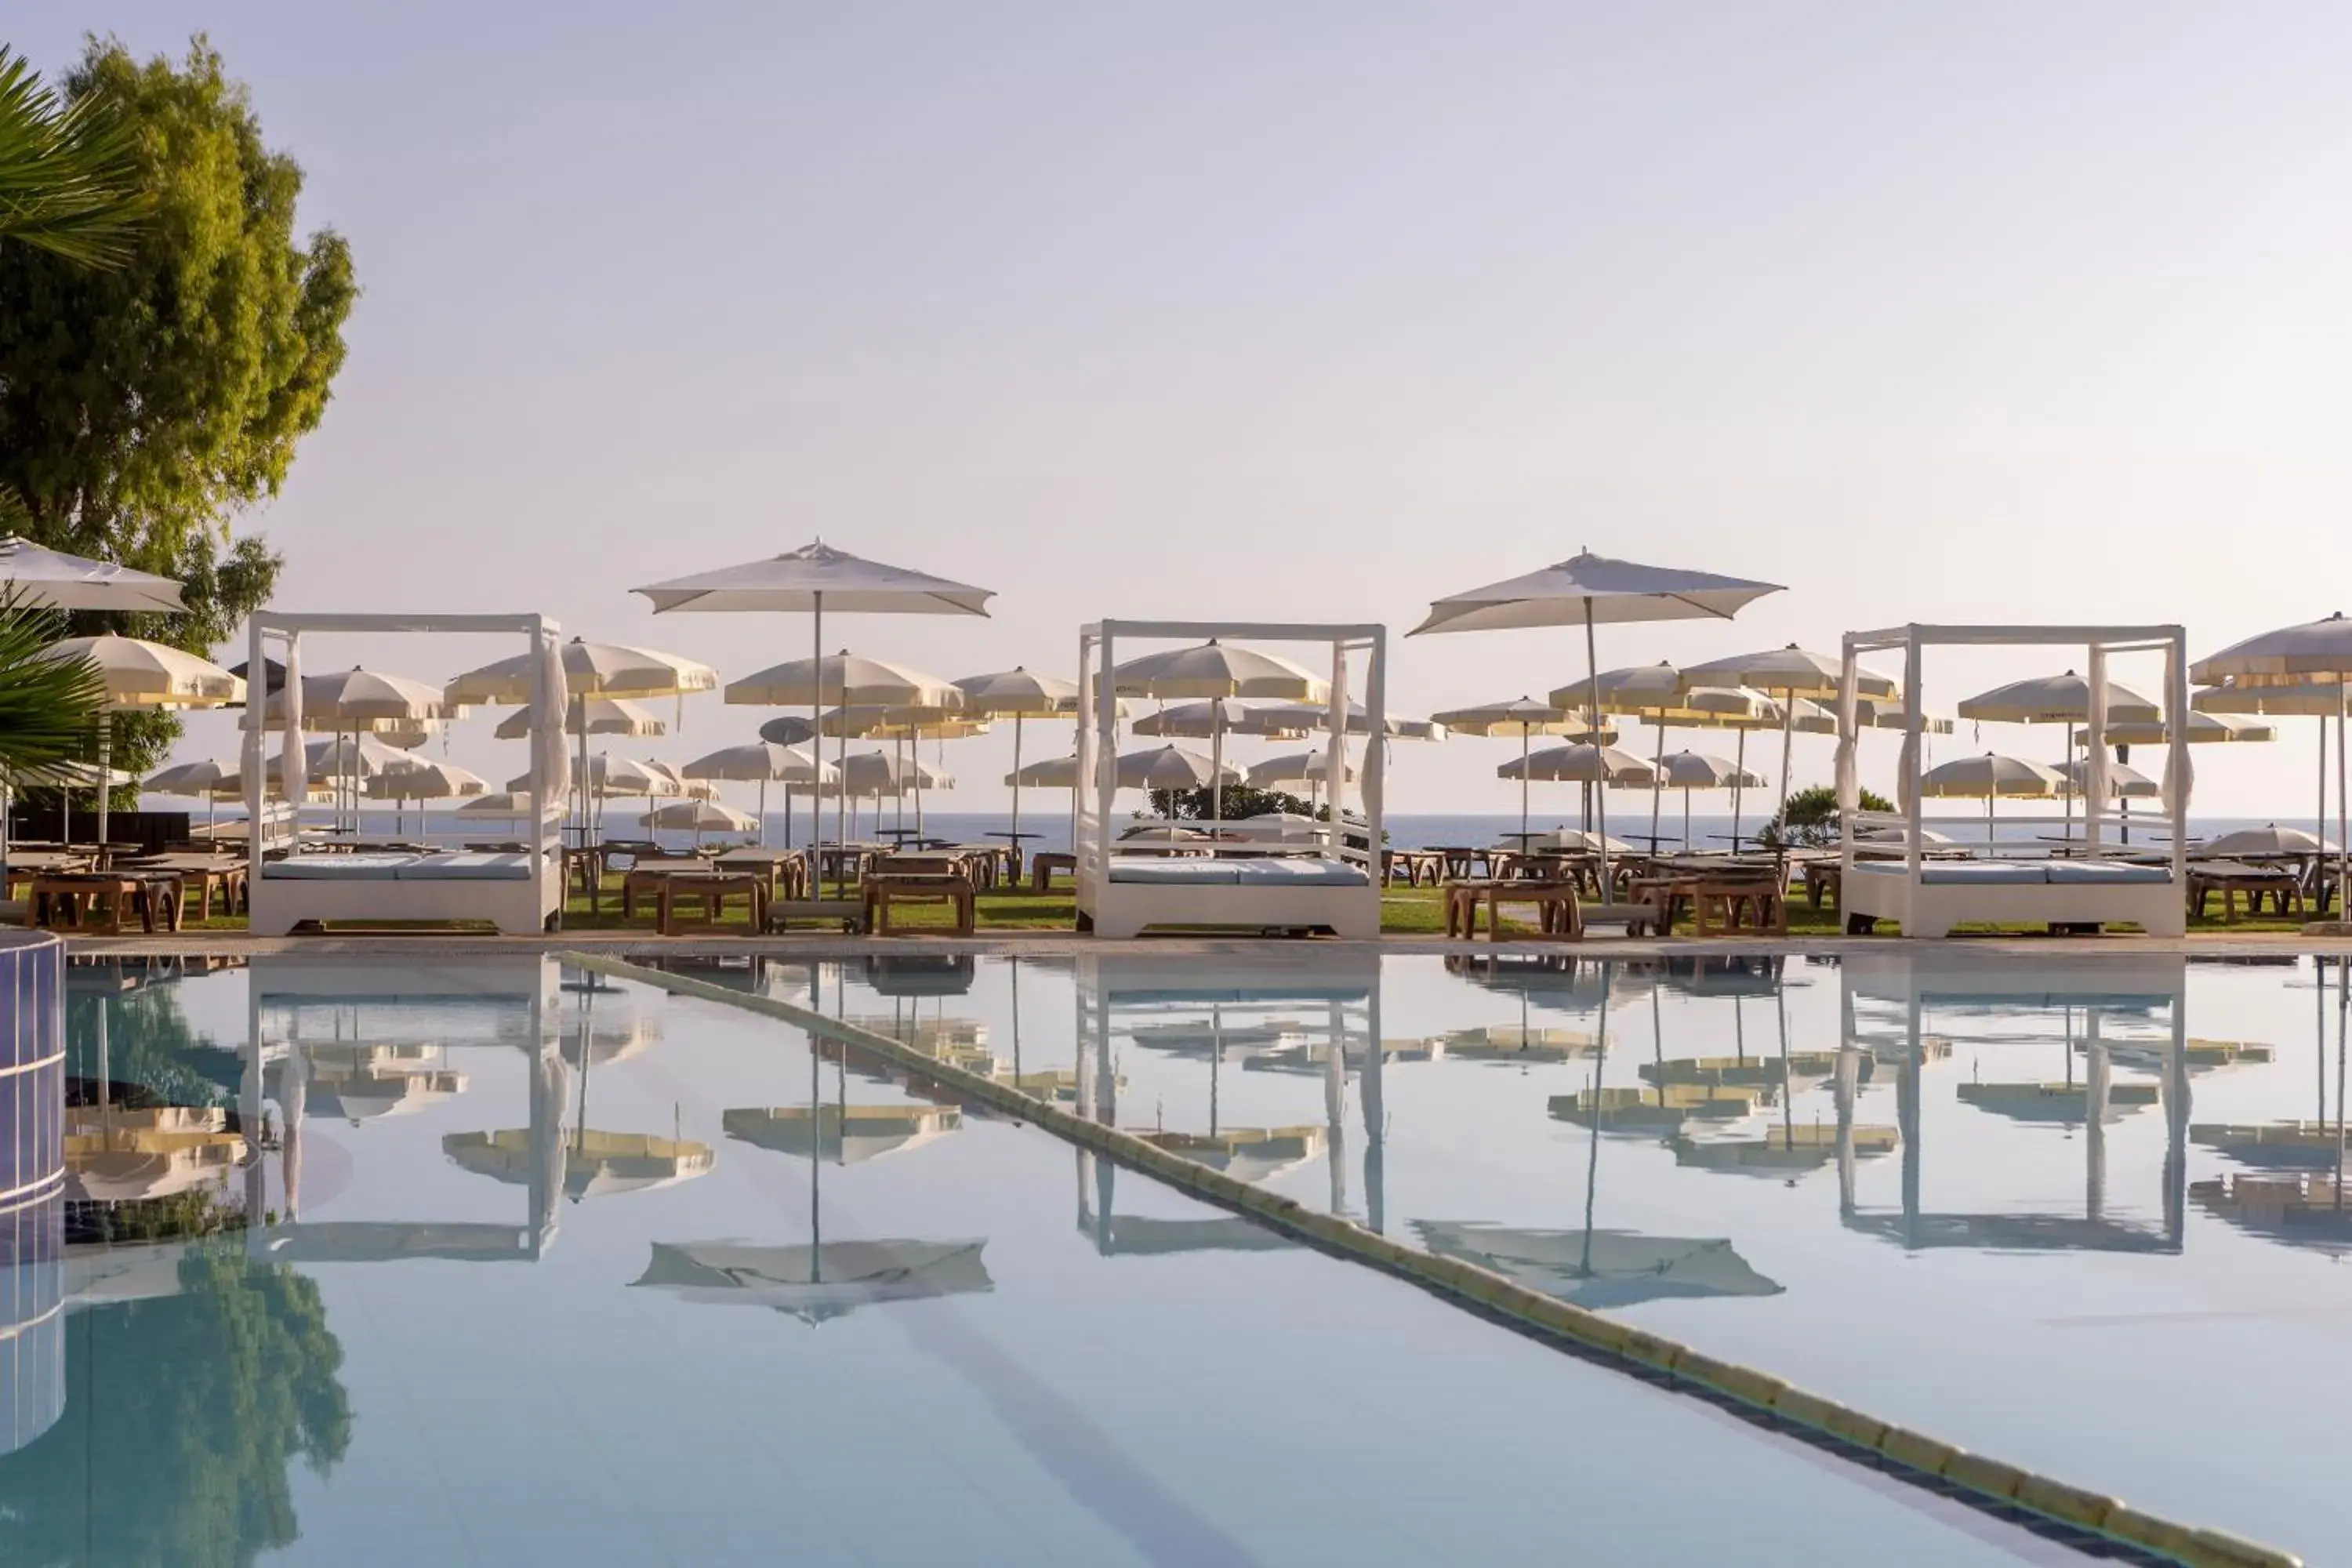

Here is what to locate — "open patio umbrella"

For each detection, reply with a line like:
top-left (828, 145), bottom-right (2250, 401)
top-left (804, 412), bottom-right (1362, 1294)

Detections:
top-left (1958, 670), bottom-right (2164, 841)
top-left (452, 792), bottom-right (537, 823)
top-left (448, 637), bottom-right (715, 845)
top-left (1414, 553), bottom-right (1784, 894)
top-left (640, 798), bottom-right (758, 841)
top-left (1120, 742), bottom-right (1240, 796)
top-left (953, 666), bottom-right (1083, 867)
top-left (680, 742), bottom-right (833, 848)
top-left (1432, 696), bottom-right (1602, 844)
top-left (631, 1238), bottom-right (991, 1323)
top-left (445, 1127), bottom-right (714, 1201)
top-left (636, 540), bottom-right (994, 894)
top-left (2203, 824), bottom-right (2338, 858)
top-left (2196, 678), bottom-right (2343, 882)
top-left (1680, 644), bottom-right (1897, 841)
top-left (1112, 641), bottom-right (1327, 823)
top-left (817, 704), bottom-right (985, 840)
top-left (1918, 753), bottom-right (2065, 846)
top-left (492, 695), bottom-right (666, 740)
top-left (364, 758), bottom-right (487, 838)
top-left (1570, 667), bottom-right (1783, 852)
top-left (45, 635), bottom-right (244, 851)
top-left (1657, 750), bottom-right (1766, 851)
top-left (145, 758), bottom-right (240, 837)
top-left (1245, 749), bottom-right (1358, 814)
top-left (0, 535), bottom-right (186, 612)
top-left (2194, 614), bottom-right (2352, 901)
top-left (1500, 742), bottom-right (1656, 786)
top-left (2057, 759), bottom-right (2160, 800)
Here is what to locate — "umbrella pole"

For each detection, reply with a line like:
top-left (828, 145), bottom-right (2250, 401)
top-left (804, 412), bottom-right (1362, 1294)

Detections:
top-left (1585, 609), bottom-right (1609, 895)
top-left (1212, 708), bottom-right (1224, 824)
top-left (1649, 717), bottom-right (1666, 855)
top-left (1011, 713), bottom-right (1024, 875)
top-left (1519, 729), bottom-right (1530, 844)
top-left (1775, 689), bottom-right (1795, 840)
top-left (2063, 721), bottom-right (2074, 841)
top-left (1732, 731), bottom-right (1747, 848)
top-left (1683, 786), bottom-right (1691, 853)
top-left (757, 777), bottom-right (768, 848)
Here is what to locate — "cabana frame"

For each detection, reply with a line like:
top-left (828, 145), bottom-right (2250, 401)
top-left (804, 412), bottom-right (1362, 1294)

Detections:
top-left (243, 612), bottom-right (564, 935)
top-left (1076, 621), bottom-right (1385, 938)
top-left (1838, 624), bottom-right (2190, 938)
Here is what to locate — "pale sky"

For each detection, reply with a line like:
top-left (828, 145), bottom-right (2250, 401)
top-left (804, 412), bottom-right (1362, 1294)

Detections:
top-left (24, 2), bottom-right (2352, 817)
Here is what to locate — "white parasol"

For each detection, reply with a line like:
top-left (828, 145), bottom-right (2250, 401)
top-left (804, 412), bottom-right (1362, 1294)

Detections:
top-left (1414, 551), bottom-right (1784, 891)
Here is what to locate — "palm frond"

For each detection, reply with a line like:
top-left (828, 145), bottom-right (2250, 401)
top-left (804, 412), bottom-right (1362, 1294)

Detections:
top-left (0, 45), bottom-right (152, 268)
top-left (0, 587), bottom-right (107, 778)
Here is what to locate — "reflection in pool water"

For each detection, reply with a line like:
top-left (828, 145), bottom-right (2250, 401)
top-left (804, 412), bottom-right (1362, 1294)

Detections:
top-left (4, 946), bottom-right (2347, 1563)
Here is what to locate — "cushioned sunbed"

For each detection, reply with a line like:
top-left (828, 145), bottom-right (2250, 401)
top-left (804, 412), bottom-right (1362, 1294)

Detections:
top-left (1847, 860), bottom-right (2171, 887)
top-left (1105, 855), bottom-right (1370, 887)
top-left (263, 852), bottom-right (535, 883)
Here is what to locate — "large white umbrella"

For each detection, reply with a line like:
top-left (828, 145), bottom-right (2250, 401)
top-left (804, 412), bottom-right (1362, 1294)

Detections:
top-left (1657, 750), bottom-right (1766, 852)
top-left (145, 758), bottom-right (239, 837)
top-left (1566, 666), bottom-right (1785, 852)
top-left (630, 1238), bottom-right (992, 1323)
top-left (812, 704), bottom-right (978, 839)
top-left (640, 799), bottom-right (757, 840)
top-left (2194, 615), bottom-right (2352, 901)
top-left (365, 758), bottom-right (487, 837)
top-left (1131, 698), bottom-right (1261, 738)
top-left (448, 637), bottom-right (714, 847)
top-left (1433, 695), bottom-right (1603, 844)
top-left (954, 666), bottom-right (1083, 864)
top-left (1112, 641), bottom-right (1327, 822)
top-left (45, 635), bottom-right (243, 850)
top-left (1679, 644), bottom-right (1896, 837)
top-left (0, 535), bottom-right (185, 612)
top-left (1120, 743), bottom-right (1240, 794)
top-left (492, 696), bottom-right (666, 740)
top-left (680, 742), bottom-right (834, 848)
top-left (1501, 742), bottom-right (1656, 786)
top-left (2056, 759), bottom-right (2160, 800)
top-left (2202, 824), bottom-right (2337, 858)
top-left (453, 792), bottom-right (538, 823)
top-left (1413, 551), bottom-right (1784, 889)
top-left (2194, 679), bottom-right (2342, 884)
top-left (1007, 756), bottom-right (1080, 789)
top-left (1958, 670), bottom-right (2165, 841)
top-left (1246, 750), bottom-right (1359, 808)
top-left (254, 666), bottom-right (459, 833)
top-left (1917, 753), bottom-right (2065, 845)
top-left (635, 540), bottom-right (996, 894)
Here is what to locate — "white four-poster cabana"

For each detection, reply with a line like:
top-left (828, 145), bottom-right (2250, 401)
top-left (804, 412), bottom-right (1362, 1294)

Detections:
top-left (1076, 620), bottom-right (1385, 938)
top-left (243, 612), bottom-right (567, 936)
top-left (1837, 624), bottom-right (2190, 939)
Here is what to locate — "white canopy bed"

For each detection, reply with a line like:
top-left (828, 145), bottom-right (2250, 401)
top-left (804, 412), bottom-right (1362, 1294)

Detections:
top-left (1076, 621), bottom-right (1385, 938)
top-left (1835, 624), bottom-right (2190, 938)
top-left (243, 613), bottom-right (568, 935)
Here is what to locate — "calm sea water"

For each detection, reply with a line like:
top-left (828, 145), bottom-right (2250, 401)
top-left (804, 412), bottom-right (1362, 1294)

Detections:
top-left (147, 802), bottom-right (2332, 855)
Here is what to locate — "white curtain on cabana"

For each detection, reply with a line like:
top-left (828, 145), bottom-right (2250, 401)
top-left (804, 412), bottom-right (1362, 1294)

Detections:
top-left (535, 635), bottom-right (571, 811)
top-left (2161, 643), bottom-right (2193, 819)
top-left (279, 637), bottom-right (307, 810)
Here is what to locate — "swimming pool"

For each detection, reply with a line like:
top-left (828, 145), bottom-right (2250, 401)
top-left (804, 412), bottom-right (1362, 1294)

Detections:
top-left (5, 946), bottom-right (2334, 1563)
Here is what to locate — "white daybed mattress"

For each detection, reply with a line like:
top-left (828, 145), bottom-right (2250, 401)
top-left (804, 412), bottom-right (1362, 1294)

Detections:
top-left (1084, 854), bottom-right (1377, 937)
top-left (1843, 858), bottom-right (2182, 938)
top-left (250, 851), bottom-right (556, 935)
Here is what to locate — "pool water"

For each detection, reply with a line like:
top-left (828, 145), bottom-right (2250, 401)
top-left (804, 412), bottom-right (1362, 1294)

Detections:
top-left (4, 949), bottom-right (2335, 1564)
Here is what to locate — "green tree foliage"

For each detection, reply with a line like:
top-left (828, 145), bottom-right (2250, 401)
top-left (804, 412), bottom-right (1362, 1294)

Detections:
top-left (0, 36), bottom-right (356, 778)
top-left (1145, 782), bottom-right (1318, 821)
top-left (0, 1248), bottom-right (353, 1567)
top-left (0, 590), bottom-right (106, 775)
top-left (0, 44), bottom-right (151, 266)
top-left (1757, 782), bottom-right (1893, 849)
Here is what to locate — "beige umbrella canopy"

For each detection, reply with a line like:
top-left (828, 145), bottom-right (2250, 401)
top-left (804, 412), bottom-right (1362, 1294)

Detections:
top-left (630, 1238), bottom-right (993, 1324)
top-left (1236, 699), bottom-right (1443, 740)
top-left (365, 758), bottom-right (488, 837)
top-left (2195, 677), bottom-right (2347, 885)
top-left (2191, 612), bottom-right (2352, 685)
top-left (1245, 750), bottom-right (1357, 808)
top-left (1681, 644), bottom-right (1898, 833)
top-left (45, 635), bottom-right (245, 848)
top-left (1656, 750), bottom-right (1766, 854)
top-left (680, 742), bottom-right (833, 848)
top-left (445, 1127), bottom-right (715, 1201)
top-left (493, 696), bottom-right (666, 740)
top-left (446, 638), bottom-right (717, 704)
top-left (1501, 743), bottom-right (1657, 786)
top-left (0, 535), bottom-right (186, 612)
top-left (1118, 742), bottom-right (1241, 794)
top-left (1131, 699), bottom-right (1261, 738)
top-left (2056, 759), bottom-right (2160, 800)
top-left (1918, 753), bottom-right (2064, 845)
top-left (1436, 696), bottom-right (1607, 844)
top-left (724, 1104), bottom-right (960, 1164)
top-left (256, 666), bottom-right (459, 731)
top-left (953, 666), bottom-right (1092, 860)
top-left (1112, 642), bottom-right (1327, 822)
top-left (640, 799), bottom-right (757, 837)
top-left (1007, 756), bottom-right (1080, 789)
top-left (1961, 671), bottom-right (2166, 838)
top-left (726, 652), bottom-right (959, 710)
top-left (2204, 824), bottom-right (2338, 857)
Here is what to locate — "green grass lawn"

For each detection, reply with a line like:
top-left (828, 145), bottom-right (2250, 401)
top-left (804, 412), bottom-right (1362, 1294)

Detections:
top-left (152, 873), bottom-right (2314, 938)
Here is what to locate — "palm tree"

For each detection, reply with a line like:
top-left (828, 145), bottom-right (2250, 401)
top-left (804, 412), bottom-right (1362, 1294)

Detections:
top-left (0, 591), bottom-right (105, 777)
top-left (0, 45), bottom-right (151, 266)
